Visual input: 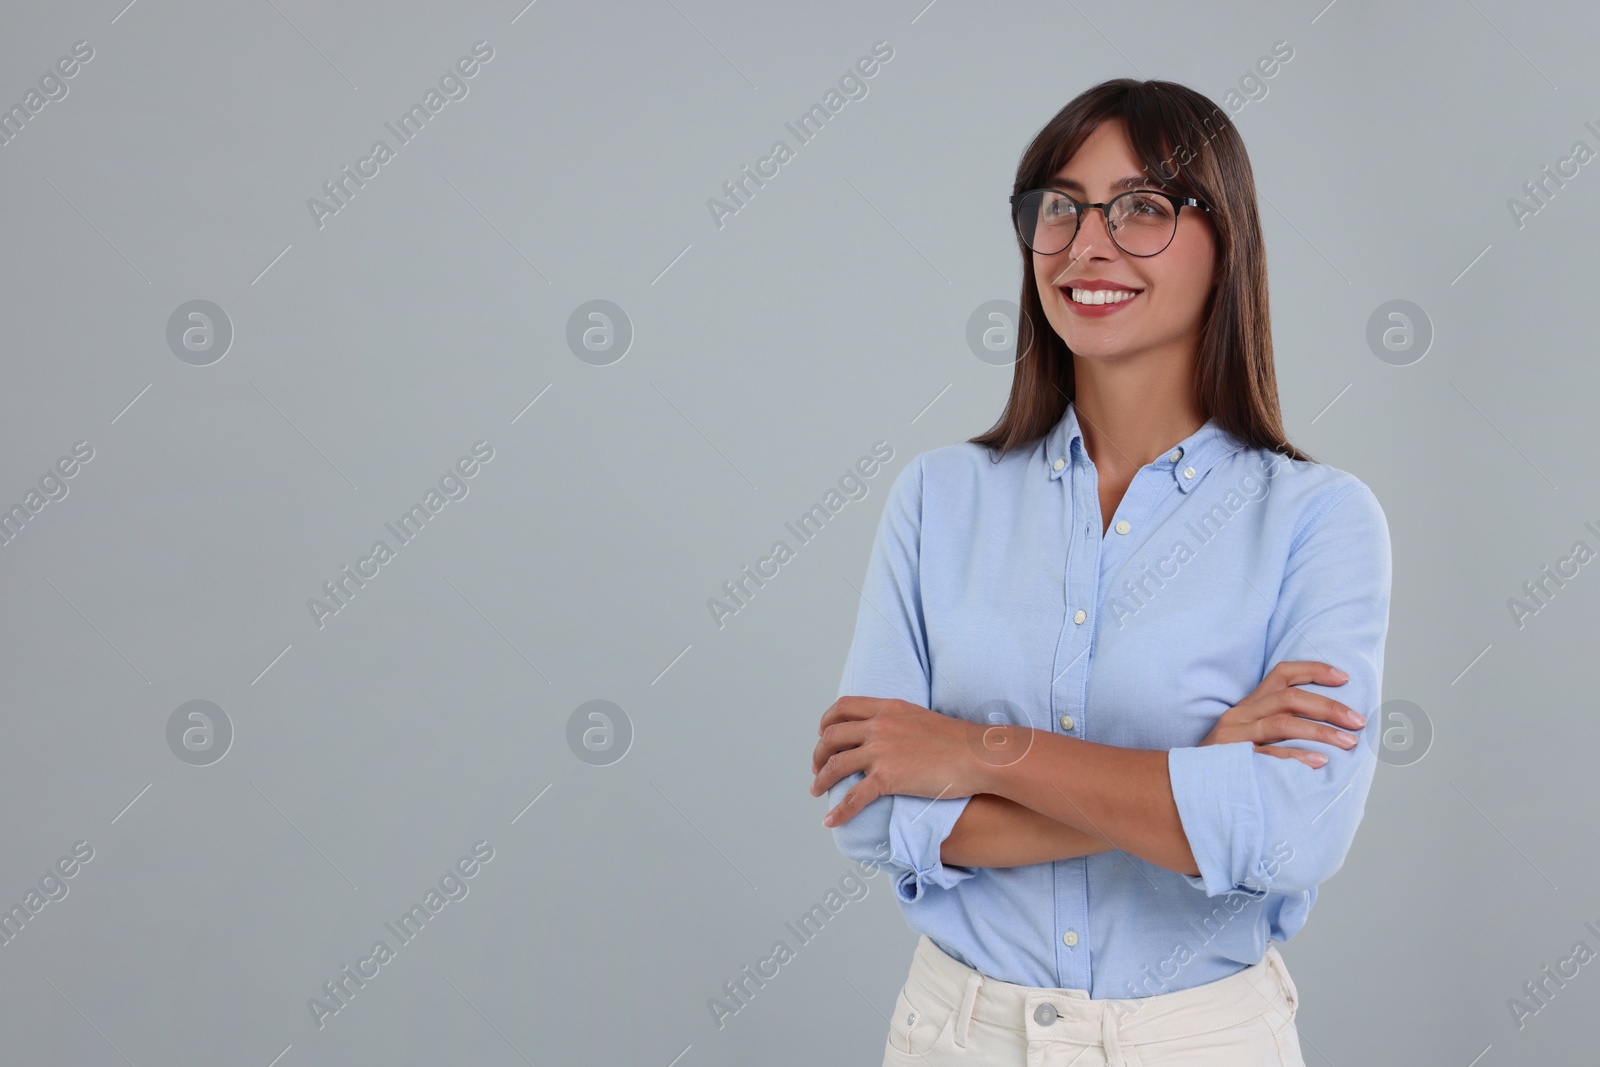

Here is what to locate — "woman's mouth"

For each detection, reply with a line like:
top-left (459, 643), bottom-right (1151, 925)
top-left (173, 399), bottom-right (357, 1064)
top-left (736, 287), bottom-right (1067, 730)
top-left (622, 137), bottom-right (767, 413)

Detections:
top-left (1060, 286), bottom-right (1142, 315)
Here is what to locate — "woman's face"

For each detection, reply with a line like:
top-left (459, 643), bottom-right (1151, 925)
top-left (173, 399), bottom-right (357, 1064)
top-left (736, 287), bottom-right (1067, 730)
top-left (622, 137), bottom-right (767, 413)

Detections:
top-left (1033, 118), bottom-right (1217, 367)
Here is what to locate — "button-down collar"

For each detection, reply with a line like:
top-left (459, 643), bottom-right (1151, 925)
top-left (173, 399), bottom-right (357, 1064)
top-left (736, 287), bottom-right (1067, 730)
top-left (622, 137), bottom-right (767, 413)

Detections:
top-left (1044, 400), bottom-right (1240, 494)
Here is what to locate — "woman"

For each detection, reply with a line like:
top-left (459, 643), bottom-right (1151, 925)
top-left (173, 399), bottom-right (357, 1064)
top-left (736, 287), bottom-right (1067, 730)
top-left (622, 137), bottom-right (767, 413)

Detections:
top-left (809, 79), bottom-right (1391, 1066)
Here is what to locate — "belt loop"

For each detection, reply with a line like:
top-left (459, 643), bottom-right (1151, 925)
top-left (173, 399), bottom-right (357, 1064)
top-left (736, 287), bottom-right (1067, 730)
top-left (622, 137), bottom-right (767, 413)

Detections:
top-left (953, 971), bottom-right (982, 1047)
top-left (1100, 1005), bottom-right (1127, 1067)
top-left (1267, 945), bottom-right (1298, 1014)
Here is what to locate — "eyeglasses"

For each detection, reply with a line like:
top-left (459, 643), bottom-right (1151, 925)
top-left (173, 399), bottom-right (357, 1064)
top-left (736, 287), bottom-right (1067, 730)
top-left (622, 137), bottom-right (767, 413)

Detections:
top-left (1009, 187), bottom-right (1210, 257)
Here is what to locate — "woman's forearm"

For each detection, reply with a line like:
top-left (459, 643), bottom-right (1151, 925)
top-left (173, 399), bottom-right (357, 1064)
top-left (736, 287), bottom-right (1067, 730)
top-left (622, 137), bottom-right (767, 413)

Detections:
top-left (940, 792), bottom-right (1115, 868)
top-left (975, 730), bottom-right (1200, 877)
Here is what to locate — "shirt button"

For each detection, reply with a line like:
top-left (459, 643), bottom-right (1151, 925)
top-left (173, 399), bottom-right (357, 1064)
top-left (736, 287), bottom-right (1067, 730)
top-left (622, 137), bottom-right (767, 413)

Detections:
top-left (1059, 715), bottom-right (1074, 731)
top-left (1182, 466), bottom-right (1196, 479)
top-left (1053, 458), bottom-right (1065, 471)
top-left (1063, 930), bottom-right (1079, 947)
top-left (1114, 519), bottom-right (1130, 535)
top-left (1073, 609), bottom-right (1087, 624)
top-left (1168, 448), bottom-right (1183, 462)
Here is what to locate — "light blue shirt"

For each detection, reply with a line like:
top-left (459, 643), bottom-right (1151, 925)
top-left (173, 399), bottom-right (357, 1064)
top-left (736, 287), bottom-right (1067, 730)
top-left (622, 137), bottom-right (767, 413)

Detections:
top-left (827, 400), bottom-right (1392, 997)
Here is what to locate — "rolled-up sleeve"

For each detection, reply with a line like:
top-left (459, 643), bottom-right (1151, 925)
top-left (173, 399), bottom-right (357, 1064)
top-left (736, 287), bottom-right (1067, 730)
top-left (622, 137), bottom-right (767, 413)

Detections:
top-left (1168, 481), bottom-right (1393, 898)
top-left (826, 455), bottom-right (976, 904)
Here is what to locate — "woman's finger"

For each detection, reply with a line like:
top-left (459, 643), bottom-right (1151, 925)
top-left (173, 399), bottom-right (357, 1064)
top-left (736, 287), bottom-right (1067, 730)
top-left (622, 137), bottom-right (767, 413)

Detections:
top-left (811, 720), bottom-right (868, 776)
top-left (816, 695), bottom-right (886, 737)
top-left (812, 741), bottom-right (872, 798)
top-left (1261, 710), bottom-right (1360, 750)
top-left (1242, 705), bottom-right (1359, 750)
top-left (1203, 664), bottom-right (1357, 749)
top-left (1255, 743), bottom-right (1329, 768)
top-left (1271, 687), bottom-right (1364, 730)
top-left (1243, 661), bottom-right (1349, 706)
top-left (1230, 686), bottom-right (1357, 733)
top-left (1266, 660), bottom-right (1349, 689)
top-left (822, 771), bottom-right (882, 827)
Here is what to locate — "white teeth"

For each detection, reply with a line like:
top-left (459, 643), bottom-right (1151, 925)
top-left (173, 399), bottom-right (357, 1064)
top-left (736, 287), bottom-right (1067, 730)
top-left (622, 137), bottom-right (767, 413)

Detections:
top-left (1069, 288), bottom-right (1137, 305)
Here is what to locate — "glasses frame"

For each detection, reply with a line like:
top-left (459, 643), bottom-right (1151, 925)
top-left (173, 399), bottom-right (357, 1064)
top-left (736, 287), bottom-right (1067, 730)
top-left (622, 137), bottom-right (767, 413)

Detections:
top-left (1008, 187), bottom-right (1211, 257)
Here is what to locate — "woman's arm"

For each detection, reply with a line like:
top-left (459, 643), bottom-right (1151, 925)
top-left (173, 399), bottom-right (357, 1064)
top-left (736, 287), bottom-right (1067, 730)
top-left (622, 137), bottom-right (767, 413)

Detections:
top-left (963, 737), bottom-right (1200, 876)
top-left (940, 792), bottom-right (1114, 868)
top-left (823, 662), bottom-right (1364, 874)
top-left (957, 486), bottom-right (1392, 890)
top-left (942, 661), bottom-right (1364, 870)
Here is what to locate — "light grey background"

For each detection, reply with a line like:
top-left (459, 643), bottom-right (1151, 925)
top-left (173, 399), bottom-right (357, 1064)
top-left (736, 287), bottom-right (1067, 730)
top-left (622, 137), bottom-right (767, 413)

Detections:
top-left (0, 0), bottom-right (1595, 1064)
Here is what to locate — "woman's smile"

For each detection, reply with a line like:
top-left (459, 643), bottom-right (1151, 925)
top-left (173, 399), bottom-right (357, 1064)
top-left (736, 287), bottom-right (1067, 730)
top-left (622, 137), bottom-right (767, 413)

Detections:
top-left (1059, 284), bottom-right (1143, 316)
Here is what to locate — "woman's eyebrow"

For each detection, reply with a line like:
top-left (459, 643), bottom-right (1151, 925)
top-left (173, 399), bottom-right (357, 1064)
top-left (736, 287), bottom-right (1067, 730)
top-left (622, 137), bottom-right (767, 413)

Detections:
top-left (1049, 174), bottom-right (1164, 193)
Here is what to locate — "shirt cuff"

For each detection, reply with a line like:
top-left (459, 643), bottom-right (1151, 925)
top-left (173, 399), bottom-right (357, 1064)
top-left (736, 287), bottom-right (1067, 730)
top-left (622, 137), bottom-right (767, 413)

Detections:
top-left (1168, 742), bottom-right (1271, 899)
top-left (888, 793), bottom-right (976, 903)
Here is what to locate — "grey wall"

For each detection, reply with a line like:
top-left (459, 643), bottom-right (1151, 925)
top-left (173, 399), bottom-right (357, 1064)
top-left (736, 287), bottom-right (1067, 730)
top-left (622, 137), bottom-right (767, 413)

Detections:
top-left (0, 1), bottom-right (1595, 1064)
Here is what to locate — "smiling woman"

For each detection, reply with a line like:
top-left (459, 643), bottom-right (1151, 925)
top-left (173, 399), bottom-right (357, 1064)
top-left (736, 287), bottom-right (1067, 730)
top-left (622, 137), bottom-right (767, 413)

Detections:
top-left (812, 78), bottom-right (1391, 1067)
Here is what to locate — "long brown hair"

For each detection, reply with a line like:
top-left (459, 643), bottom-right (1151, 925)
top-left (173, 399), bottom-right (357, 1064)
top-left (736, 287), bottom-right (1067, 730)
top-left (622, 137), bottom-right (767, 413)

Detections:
top-left (970, 78), bottom-right (1312, 464)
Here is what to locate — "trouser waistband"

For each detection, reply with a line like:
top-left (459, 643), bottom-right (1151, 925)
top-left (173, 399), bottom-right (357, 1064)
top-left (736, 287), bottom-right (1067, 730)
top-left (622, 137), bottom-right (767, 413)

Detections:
top-left (908, 934), bottom-right (1298, 1056)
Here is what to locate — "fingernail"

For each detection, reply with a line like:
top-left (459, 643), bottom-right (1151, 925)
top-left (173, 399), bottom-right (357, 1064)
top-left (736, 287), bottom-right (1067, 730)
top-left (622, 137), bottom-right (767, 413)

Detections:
top-left (1351, 713), bottom-right (1367, 727)
top-left (1331, 668), bottom-right (1349, 680)
top-left (1310, 754), bottom-right (1327, 767)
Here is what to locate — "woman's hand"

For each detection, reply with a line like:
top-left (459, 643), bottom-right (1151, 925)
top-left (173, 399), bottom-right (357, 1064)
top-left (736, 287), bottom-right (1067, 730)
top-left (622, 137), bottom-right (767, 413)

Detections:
top-left (1202, 660), bottom-right (1367, 768)
top-left (809, 697), bottom-right (986, 827)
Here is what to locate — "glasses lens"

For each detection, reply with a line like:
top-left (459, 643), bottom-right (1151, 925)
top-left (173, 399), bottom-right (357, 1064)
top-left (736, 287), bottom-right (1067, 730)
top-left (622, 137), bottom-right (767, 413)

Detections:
top-left (1014, 189), bottom-right (1180, 256)
top-left (1107, 191), bottom-right (1178, 256)
top-left (1016, 189), bottom-right (1076, 255)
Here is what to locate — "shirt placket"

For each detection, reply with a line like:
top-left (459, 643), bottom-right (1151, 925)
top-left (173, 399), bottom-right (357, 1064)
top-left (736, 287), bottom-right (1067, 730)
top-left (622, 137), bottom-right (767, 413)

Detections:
top-left (1049, 441), bottom-right (1099, 990)
top-left (1050, 448), bottom-right (1168, 992)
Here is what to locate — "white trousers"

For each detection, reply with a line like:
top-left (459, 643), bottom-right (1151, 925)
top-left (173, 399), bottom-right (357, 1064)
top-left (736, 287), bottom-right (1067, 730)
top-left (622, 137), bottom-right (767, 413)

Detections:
top-left (882, 935), bottom-right (1306, 1066)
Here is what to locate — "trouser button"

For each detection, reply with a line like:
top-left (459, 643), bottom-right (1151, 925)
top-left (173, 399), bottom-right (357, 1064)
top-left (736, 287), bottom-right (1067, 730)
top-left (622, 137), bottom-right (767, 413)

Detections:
top-left (1033, 1002), bottom-right (1058, 1026)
